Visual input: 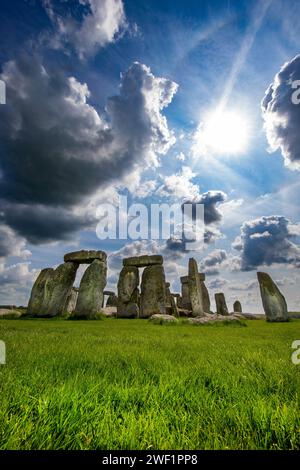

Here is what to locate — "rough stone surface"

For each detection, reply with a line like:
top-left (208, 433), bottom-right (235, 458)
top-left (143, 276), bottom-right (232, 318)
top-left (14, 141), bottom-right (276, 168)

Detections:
top-left (65, 288), bottom-right (79, 314)
top-left (188, 258), bottom-right (204, 317)
top-left (199, 280), bottom-right (211, 313)
top-left (106, 293), bottom-right (118, 307)
top-left (102, 306), bottom-right (117, 317)
top-left (0, 309), bottom-right (23, 319)
top-left (140, 265), bottom-right (167, 318)
top-left (233, 300), bottom-right (242, 313)
top-left (179, 280), bottom-right (192, 310)
top-left (257, 272), bottom-right (288, 322)
top-left (149, 314), bottom-right (179, 324)
top-left (123, 255), bottom-right (163, 267)
top-left (64, 250), bottom-right (107, 264)
top-left (27, 268), bottom-right (54, 316)
top-left (40, 262), bottom-right (79, 317)
top-left (73, 259), bottom-right (107, 319)
top-left (215, 293), bottom-right (229, 316)
top-left (188, 314), bottom-right (245, 325)
top-left (117, 266), bottom-right (140, 318)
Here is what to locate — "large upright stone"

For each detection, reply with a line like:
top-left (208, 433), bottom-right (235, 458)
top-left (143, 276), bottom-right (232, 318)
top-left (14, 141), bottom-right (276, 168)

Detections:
top-left (73, 259), bottom-right (107, 319)
top-left (215, 293), bottom-right (229, 316)
top-left (140, 265), bottom-right (167, 318)
top-left (27, 268), bottom-right (54, 316)
top-left (123, 255), bottom-right (163, 267)
top-left (64, 250), bottom-right (107, 264)
top-left (42, 262), bottom-right (78, 317)
top-left (198, 274), bottom-right (211, 313)
top-left (65, 288), bottom-right (79, 314)
top-left (179, 276), bottom-right (192, 309)
top-left (117, 266), bottom-right (139, 318)
top-left (188, 258), bottom-right (204, 317)
top-left (233, 300), bottom-right (242, 313)
top-left (257, 272), bottom-right (288, 322)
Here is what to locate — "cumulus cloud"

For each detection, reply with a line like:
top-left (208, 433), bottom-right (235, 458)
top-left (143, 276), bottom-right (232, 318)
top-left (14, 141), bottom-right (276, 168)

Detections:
top-left (262, 54), bottom-right (300, 170)
top-left (43, 0), bottom-right (126, 59)
top-left (156, 166), bottom-right (200, 200)
top-left (0, 56), bottom-right (177, 244)
top-left (232, 215), bottom-right (300, 270)
top-left (200, 249), bottom-right (227, 275)
top-left (0, 225), bottom-right (31, 260)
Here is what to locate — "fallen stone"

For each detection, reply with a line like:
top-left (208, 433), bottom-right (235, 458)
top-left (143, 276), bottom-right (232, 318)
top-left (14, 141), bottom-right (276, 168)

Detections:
top-left (140, 265), bottom-right (167, 318)
top-left (73, 259), bottom-right (107, 319)
top-left (123, 255), bottom-right (163, 267)
top-left (0, 309), bottom-right (23, 319)
top-left (64, 250), bottom-right (107, 264)
top-left (257, 272), bottom-right (288, 322)
top-left (188, 314), bottom-right (246, 325)
top-left (215, 293), bottom-right (229, 316)
top-left (102, 306), bottom-right (117, 317)
top-left (149, 314), bottom-right (179, 324)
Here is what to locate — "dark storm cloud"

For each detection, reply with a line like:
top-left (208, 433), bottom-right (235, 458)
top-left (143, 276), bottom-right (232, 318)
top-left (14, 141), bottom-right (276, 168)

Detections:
top-left (262, 54), bottom-right (300, 171)
top-left (182, 190), bottom-right (227, 225)
top-left (232, 215), bottom-right (300, 271)
top-left (0, 56), bottom-right (177, 243)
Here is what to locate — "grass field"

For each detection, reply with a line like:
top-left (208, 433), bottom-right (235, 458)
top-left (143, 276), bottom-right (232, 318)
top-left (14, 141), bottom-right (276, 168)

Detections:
top-left (0, 318), bottom-right (300, 450)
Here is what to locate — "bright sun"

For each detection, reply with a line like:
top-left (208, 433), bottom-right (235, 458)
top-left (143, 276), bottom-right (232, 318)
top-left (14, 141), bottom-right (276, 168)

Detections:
top-left (197, 109), bottom-right (250, 156)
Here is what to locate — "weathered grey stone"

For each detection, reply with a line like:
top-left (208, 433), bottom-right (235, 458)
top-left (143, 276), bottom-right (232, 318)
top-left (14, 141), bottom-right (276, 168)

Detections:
top-left (65, 288), bottom-right (79, 314)
top-left (233, 300), bottom-right (242, 313)
top-left (102, 306), bottom-right (117, 317)
top-left (140, 265), bottom-right (167, 318)
top-left (64, 249), bottom-right (107, 264)
top-left (179, 279), bottom-right (192, 310)
top-left (41, 262), bottom-right (78, 317)
top-left (257, 272), bottom-right (288, 322)
top-left (188, 313), bottom-right (245, 325)
top-left (149, 314), bottom-right (179, 324)
top-left (27, 268), bottom-right (54, 316)
top-left (73, 259), bottom-right (107, 319)
top-left (199, 279), bottom-right (211, 313)
top-left (103, 290), bottom-right (115, 296)
top-left (188, 258), bottom-right (204, 317)
top-left (117, 266), bottom-right (140, 318)
top-left (106, 293), bottom-right (118, 307)
top-left (215, 293), bottom-right (229, 316)
top-left (123, 255), bottom-right (163, 267)
top-left (0, 308), bottom-right (23, 319)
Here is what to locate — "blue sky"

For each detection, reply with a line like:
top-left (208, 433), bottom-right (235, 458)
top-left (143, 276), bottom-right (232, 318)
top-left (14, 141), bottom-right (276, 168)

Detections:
top-left (1, 0), bottom-right (300, 312)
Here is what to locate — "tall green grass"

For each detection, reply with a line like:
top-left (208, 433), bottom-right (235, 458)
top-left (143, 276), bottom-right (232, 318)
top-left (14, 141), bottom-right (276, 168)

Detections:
top-left (0, 319), bottom-right (299, 449)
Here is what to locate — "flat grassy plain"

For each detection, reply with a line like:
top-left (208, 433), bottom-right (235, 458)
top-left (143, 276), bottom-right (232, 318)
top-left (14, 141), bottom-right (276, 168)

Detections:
top-left (0, 318), bottom-right (299, 450)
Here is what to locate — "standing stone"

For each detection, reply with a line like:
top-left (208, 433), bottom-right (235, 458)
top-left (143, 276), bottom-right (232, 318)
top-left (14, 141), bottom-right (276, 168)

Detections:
top-left (179, 276), bottom-right (192, 309)
top-left (73, 259), bottom-right (107, 319)
top-left (233, 300), bottom-right (242, 313)
top-left (215, 293), bottom-right (229, 316)
top-left (257, 272), bottom-right (288, 322)
top-left (140, 265), bottom-right (167, 318)
top-left (198, 273), bottom-right (211, 313)
top-left (65, 288), bottom-right (79, 314)
top-left (106, 293), bottom-right (118, 307)
top-left (117, 266), bottom-right (139, 318)
top-left (27, 268), bottom-right (54, 316)
top-left (188, 258), bottom-right (204, 317)
top-left (41, 262), bottom-right (78, 317)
